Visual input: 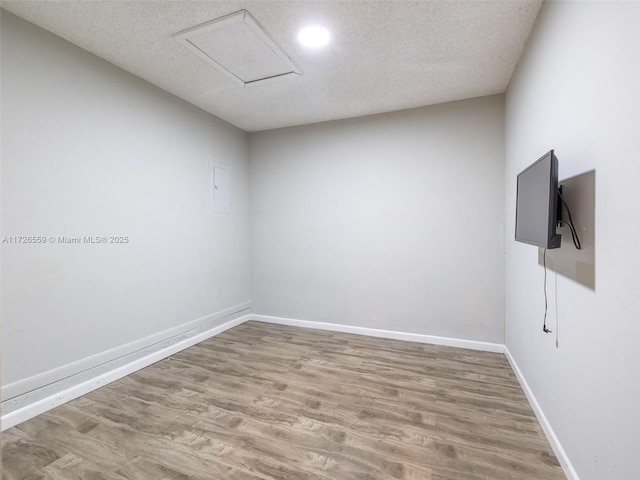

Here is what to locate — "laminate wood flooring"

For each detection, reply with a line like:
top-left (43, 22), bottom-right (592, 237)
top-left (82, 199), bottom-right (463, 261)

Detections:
top-left (2, 321), bottom-right (566, 480)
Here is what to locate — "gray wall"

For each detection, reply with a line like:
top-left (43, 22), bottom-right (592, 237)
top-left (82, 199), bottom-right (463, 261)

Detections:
top-left (7, 5), bottom-right (638, 477)
top-left (250, 96), bottom-right (505, 343)
top-left (505, 1), bottom-right (640, 479)
top-left (1, 12), bottom-right (251, 399)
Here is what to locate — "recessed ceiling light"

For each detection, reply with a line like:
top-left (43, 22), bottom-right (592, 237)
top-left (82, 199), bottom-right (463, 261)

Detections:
top-left (298, 25), bottom-right (331, 48)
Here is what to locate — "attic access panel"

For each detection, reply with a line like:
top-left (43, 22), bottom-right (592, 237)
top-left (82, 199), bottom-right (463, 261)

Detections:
top-left (174, 10), bottom-right (301, 87)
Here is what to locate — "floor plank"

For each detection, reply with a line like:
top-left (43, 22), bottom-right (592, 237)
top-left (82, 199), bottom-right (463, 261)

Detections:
top-left (2, 321), bottom-right (566, 479)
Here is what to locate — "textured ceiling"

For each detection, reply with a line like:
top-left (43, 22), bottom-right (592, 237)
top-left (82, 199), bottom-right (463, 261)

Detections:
top-left (1, 0), bottom-right (543, 132)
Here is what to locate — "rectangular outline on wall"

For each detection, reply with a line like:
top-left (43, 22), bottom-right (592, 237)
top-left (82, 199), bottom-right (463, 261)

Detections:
top-left (209, 160), bottom-right (232, 213)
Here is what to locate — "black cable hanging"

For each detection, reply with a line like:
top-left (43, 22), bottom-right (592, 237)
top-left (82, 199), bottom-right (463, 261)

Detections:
top-left (557, 189), bottom-right (582, 250)
top-left (542, 248), bottom-right (551, 334)
top-left (543, 188), bottom-right (581, 335)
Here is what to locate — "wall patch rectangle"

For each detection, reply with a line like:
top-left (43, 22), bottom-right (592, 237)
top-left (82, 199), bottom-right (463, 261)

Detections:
top-left (210, 161), bottom-right (231, 213)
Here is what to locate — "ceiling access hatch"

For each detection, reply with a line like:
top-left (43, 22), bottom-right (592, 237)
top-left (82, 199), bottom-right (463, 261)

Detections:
top-left (174, 10), bottom-right (302, 87)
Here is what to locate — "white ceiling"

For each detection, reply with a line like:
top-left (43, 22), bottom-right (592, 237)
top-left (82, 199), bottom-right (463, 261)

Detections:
top-left (1, 0), bottom-right (543, 132)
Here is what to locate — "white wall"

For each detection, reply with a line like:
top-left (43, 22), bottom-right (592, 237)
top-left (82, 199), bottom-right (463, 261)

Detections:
top-left (1, 12), bottom-right (251, 399)
top-left (8, 6), bottom-right (638, 477)
top-left (505, 2), bottom-right (640, 479)
top-left (250, 96), bottom-right (505, 342)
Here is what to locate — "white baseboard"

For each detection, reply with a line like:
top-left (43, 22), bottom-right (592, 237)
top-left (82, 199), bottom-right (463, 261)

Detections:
top-left (504, 346), bottom-right (579, 480)
top-left (2, 313), bottom-right (503, 432)
top-left (251, 315), bottom-right (505, 353)
top-left (2, 302), bottom-right (251, 401)
top-left (2, 310), bottom-right (576, 480)
top-left (1, 308), bottom-right (252, 431)
top-left (253, 316), bottom-right (578, 478)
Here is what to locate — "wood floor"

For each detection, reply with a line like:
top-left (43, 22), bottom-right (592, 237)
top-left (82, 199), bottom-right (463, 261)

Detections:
top-left (2, 321), bottom-right (566, 480)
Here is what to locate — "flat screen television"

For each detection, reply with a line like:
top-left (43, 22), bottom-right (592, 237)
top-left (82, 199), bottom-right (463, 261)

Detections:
top-left (515, 150), bottom-right (561, 249)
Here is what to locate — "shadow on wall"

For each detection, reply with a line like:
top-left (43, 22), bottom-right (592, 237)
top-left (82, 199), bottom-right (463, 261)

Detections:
top-left (538, 170), bottom-right (596, 290)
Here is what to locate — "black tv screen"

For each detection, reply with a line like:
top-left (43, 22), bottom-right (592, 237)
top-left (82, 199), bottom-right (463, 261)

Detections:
top-left (515, 150), bottom-right (561, 249)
